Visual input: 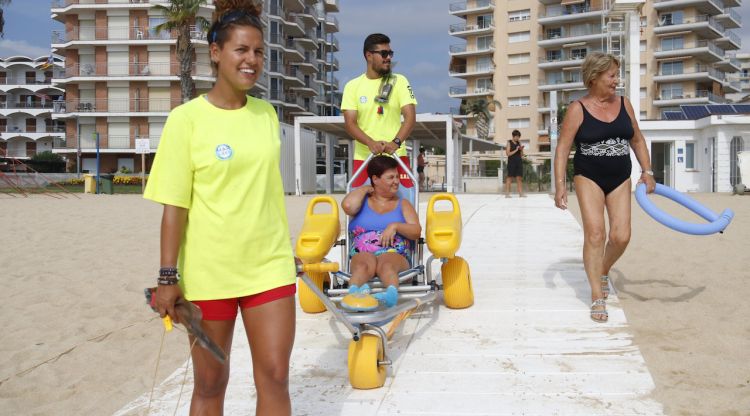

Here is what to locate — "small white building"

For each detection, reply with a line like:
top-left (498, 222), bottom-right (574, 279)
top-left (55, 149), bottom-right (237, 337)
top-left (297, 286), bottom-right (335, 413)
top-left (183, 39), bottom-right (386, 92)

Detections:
top-left (0, 55), bottom-right (66, 159)
top-left (639, 105), bottom-right (749, 192)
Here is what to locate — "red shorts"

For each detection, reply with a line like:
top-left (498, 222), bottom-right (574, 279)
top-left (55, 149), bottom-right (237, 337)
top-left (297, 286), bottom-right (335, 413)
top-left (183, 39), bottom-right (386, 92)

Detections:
top-left (192, 284), bottom-right (296, 321)
top-left (352, 156), bottom-right (414, 188)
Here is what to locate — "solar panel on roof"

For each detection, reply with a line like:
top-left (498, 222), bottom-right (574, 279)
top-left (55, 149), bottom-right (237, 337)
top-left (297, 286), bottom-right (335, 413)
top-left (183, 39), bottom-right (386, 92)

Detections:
top-left (731, 104), bottom-right (750, 114)
top-left (706, 105), bottom-right (737, 114)
top-left (681, 105), bottom-right (709, 120)
top-left (664, 111), bottom-right (687, 120)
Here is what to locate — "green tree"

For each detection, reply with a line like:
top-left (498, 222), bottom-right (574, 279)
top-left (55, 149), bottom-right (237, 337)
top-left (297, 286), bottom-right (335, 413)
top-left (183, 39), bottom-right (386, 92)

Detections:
top-left (151, 0), bottom-right (210, 103)
top-left (461, 98), bottom-right (501, 140)
top-left (0, 0), bottom-right (12, 38)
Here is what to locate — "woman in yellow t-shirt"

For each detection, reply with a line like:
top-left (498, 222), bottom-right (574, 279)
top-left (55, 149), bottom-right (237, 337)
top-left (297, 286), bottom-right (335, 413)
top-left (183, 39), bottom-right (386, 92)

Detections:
top-left (144, 1), bottom-right (297, 414)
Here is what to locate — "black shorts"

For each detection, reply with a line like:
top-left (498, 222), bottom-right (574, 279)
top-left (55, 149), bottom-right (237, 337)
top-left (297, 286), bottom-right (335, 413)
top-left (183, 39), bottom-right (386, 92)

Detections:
top-left (506, 161), bottom-right (522, 178)
top-left (417, 166), bottom-right (424, 173)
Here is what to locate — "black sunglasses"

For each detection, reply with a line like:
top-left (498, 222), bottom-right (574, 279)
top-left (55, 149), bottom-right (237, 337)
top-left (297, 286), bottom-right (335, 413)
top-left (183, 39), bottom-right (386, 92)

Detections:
top-left (369, 49), bottom-right (394, 58)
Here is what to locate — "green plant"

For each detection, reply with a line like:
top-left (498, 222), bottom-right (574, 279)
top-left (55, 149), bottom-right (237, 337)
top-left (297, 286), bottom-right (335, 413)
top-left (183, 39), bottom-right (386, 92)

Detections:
top-left (152, 0), bottom-right (210, 103)
top-left (461, 98), bottom-right (501, 140)
top-left (28, 151), bottom-right (65, 173)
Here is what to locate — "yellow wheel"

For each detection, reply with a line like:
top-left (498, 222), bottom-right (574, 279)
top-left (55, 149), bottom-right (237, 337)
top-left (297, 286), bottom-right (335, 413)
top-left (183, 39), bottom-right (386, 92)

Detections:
top-left (298, 271), bottom-right (327, 313)
top-left (441, 256), bottom-right (474, 309)
top-left (347, 334), bottom-right (386, 389)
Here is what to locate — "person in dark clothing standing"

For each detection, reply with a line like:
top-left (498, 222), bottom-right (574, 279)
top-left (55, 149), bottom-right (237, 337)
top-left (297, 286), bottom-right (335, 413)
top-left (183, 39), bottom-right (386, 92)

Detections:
top-left (504, 129), bottom-right (525, 198)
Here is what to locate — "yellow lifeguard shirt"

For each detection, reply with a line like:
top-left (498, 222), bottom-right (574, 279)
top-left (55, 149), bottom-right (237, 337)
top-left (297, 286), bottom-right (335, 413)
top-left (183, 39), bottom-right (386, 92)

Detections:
top-left (144, 95), bottom-right (295, 301)
top-left (341, 73), bottom-right (417, 160)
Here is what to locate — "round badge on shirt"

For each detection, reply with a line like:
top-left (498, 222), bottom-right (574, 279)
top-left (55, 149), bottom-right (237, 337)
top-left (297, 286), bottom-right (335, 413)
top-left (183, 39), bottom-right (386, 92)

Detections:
top-left (359, 96), bottom-right (367, 104)
top-left (215, 144), bottom-right (233, 160)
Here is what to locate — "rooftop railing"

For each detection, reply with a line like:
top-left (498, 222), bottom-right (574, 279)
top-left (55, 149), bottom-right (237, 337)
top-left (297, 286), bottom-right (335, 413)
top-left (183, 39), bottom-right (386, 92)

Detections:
top-left (449, 0), bottom-right (494, 13)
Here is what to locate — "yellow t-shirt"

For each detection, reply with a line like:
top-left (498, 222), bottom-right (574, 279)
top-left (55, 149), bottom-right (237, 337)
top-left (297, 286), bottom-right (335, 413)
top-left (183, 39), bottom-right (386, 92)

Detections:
top-left (144, 95), bottom-right (295, 301)
top-left (341, 73), bottom-right (417, 160)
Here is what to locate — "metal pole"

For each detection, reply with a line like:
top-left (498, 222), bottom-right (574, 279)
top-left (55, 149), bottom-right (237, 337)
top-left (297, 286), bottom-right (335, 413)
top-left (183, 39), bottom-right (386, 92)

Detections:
top-left (95, 132), bottom-right (100, 194)
top-left (76, 116), bottom-right (81, 177)
top-left (549, 90), bottom-right (558, 194)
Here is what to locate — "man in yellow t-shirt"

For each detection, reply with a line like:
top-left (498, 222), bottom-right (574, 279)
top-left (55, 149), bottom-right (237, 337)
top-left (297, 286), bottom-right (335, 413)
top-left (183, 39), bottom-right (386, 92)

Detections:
top-left (342, 33), bottom-right (417, 187)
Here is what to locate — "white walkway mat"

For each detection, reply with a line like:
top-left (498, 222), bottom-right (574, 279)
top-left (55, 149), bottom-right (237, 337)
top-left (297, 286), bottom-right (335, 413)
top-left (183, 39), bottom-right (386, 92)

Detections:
top-left (116, 194), bottom-right (663, 415)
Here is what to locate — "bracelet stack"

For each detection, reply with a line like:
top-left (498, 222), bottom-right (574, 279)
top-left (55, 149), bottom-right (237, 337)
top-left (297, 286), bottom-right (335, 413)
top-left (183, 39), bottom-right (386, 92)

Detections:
top-left (157, 267), bottom-right (180, 285)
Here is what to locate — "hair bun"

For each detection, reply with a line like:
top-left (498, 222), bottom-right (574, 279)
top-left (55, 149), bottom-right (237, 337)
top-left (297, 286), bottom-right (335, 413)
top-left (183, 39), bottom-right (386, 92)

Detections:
top-left (214, 0), bottom-right (262, 21)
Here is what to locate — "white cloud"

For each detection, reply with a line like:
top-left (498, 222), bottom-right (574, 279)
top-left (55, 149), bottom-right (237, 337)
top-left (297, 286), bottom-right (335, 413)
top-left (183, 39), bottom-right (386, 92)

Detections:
top-left (0, 39), bottom-right (50, 59)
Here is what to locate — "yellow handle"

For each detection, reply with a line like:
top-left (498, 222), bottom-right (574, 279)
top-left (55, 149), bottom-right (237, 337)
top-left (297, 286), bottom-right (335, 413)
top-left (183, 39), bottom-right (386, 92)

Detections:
top-left (427, 193), bottom-right (459, 216)
top-left (162, 316), bottom-right (173, 332)
top-left (306, 196), bottom-right (338, 217)
top-left (298, 262), bottom-right (340, 273)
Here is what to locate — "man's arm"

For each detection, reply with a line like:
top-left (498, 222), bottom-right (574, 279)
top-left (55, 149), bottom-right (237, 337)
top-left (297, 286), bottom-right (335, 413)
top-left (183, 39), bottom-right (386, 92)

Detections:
top-left (383, 104), bottom-right (416, 154)
top-left (344, 110), bottom-right (385, 154)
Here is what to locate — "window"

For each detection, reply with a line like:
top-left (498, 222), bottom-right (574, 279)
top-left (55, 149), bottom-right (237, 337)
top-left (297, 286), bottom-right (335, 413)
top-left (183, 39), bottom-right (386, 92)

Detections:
top-left (509, 53), bottom-right (530, 64)
top-left (477, 35), bottom-right (493, 50)
top-left (546, 28), bottom-right (562, 39)
top-left (661, 36), bottom-right (684, 51)
top-left (640, 111), bottom-right (647, 119)
top-left (661, 61), bottom-right (683, 76)
top-left (685, 142), bottom-right (695, 169)
top-left (640, 88), bottom-right (647, 99)
top-left (571, 48), bottom-right (587, 60)
top-left (476, 78), bottom-right (493, 92)
top-left (508, 75), bottom-right (530, 85)
top-left (508, 96), bottom-right (530, 107)
top-left (730, 136), bottom-right (745, 186)
top-left (660, 83), bottom-right (683, 99)
top-left (476, 56), bottom-right (492, 72)
top-left (477, 14), bottom-right (493, 29)
top-left (508, 9), bottom-right (530, 22)
top-left (660, 11), bottom-right (683, 26)
top-left (640, 40), bottom-right (646, 52)
top-left (640, 64), bottom-right (646, 75)
top-left (509, 31), bottom-right (530, 43)
top-left (508, 118), bottom-right (530, 128)
top-left (546, 50), bottom-right (562, 62)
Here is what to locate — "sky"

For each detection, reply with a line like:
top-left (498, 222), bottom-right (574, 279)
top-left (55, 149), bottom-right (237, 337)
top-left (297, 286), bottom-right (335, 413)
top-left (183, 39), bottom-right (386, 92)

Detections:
top-left (1, 0), bottom-right (748, 114)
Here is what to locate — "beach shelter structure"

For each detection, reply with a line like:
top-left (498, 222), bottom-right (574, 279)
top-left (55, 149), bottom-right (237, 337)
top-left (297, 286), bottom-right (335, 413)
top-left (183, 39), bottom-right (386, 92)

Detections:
top-left (291, 113), bottom-right (502, 195)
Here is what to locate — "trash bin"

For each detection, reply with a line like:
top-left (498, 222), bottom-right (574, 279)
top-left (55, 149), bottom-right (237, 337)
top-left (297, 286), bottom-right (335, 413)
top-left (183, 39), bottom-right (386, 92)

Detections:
top-left (99, 174), bottom-right (115, 195)
top-left (83, 174), bottom-right (96, 194)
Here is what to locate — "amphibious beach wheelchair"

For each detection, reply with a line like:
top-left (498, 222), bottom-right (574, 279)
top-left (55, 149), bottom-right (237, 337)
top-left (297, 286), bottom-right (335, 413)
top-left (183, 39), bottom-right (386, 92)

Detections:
top-left (295, 154), bottom-right (474, 389)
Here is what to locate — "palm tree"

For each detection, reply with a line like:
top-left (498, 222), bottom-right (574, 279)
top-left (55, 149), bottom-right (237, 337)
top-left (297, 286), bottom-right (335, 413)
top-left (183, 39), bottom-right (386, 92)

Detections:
top-left (0, 0), bottom-right (12, 38)
top-left (461, 98), bottom-right (501, 140)
top-left (152, 0), bottom-right (210, 103)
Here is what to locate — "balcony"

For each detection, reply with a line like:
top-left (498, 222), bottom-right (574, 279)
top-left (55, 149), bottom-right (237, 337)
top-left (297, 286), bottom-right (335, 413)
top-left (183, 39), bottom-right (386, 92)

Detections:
top-left (715, 30), bottom-right (741, 50)
top-left (51, 25), bottom-right (207, 45)
top-left (715, 56), bottom-right (741, 72)
top-left (538, 50), bottom-right (602, 69)
top-left (323, 0), bottom-right (339, 13)
top-left (269, 6), bottom-right (305, 37)
top-left (282, 0), bottom-right (305, 13)
top-left (0, 99), bottom-right (61, 111)
top-left (654, 40), bottom-right (724, 63)
top-left (324, 15), bottom-right (339, 33)
top-left (292, 5), bottom-right (319, 27)
top-left (448, 0), bottom-right (494, 17)
top-left (73, 134), bottom-right (161, 151)
top-left (653, 89), bottom-right (726, 106)
top-left (449, 22), bottom-right (494, 38)
top-left (654, 14), bottom-right (724, 39)
top-left (294, 30), bottom-right (318, 51)
top-left (653, 64), bottom-right (724, 83)
top-left (449, 43), bottom-right (494, 57)
top-left (653, 0), bottom-right (723, 14)
top-left (538, 28), bottom-right (607, 48)
top-left (539, 74), bottom-right (584, 92)
top-left (449, 64), bottom-right (494, 78)
top-left (58, 62), bottom-right (212, 79)
top-left (716, 7), bottom-right (741, 29)
top-left (54, 98), bottom-right (183, 115)
top-left (448, 85), bottom-right (494, 98)
top-left (538, 3), bottom-right (606, 24)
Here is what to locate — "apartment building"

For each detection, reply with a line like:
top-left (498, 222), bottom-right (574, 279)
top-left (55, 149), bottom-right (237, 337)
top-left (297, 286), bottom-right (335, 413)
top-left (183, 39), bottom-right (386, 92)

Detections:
top-left (0, 55), bottom-right (66, 161)
top-left (727, 52), bottom-right (750, 102)
top-left (449, 0), bottom-right (743, 157)
top-left (50, 0), bottom-right (340, 174)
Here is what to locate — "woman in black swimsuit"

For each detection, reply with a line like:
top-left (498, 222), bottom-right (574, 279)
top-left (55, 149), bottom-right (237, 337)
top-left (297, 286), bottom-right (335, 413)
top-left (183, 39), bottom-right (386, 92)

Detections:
top-left (553, 52), bottom-right (655, 323)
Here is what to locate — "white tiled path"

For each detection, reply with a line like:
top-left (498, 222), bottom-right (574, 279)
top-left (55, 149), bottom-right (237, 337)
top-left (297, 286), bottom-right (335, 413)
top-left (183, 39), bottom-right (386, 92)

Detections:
top-left (116, 194), bottom-right (664, 415)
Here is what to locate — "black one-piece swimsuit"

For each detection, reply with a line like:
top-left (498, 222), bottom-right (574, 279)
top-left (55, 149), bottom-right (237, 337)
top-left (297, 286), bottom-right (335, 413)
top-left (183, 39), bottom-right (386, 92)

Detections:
top-left (573, 96), bottom-right (635, 195)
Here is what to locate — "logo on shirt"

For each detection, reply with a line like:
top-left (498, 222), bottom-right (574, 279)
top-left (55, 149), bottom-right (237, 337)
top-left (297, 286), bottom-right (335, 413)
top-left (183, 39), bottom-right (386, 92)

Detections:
top-left (359, 96), bottom-right (367, 104)
top-left (215, 144), bottom-right (233, 160)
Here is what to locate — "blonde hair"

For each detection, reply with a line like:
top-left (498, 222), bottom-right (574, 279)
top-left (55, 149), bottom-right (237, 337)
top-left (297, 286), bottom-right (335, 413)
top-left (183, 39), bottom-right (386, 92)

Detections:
top-left (582, 52), bottom-right (620, 88)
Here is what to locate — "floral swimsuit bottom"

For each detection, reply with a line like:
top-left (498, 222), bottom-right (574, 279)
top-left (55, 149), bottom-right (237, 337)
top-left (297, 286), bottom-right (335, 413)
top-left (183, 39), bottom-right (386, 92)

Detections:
top-left (350, 226), bottom-right (411, 259)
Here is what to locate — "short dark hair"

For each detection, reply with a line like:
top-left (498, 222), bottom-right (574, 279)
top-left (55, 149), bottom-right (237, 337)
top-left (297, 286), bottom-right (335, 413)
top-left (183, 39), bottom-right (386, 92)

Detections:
top-left (363, 33), bottom-right (390, 57)
top-left (419, 146), bottom-right (425, 153)
top-left (512, 129), bottom-right (521, 138)
top-left (367, 155), bottom-right (399, 182)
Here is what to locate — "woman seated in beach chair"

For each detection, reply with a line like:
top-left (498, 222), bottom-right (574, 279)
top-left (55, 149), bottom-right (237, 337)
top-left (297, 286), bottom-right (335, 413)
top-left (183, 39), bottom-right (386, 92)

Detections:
top-left (341, 155), bottom-right (421, 310)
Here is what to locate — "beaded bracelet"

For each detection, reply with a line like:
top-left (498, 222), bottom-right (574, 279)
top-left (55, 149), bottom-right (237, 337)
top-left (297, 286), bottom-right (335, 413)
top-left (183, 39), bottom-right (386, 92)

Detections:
top-left (157, 276), bottom-right (179, 285)
top-left (159, 267), bottom-right (179, 277)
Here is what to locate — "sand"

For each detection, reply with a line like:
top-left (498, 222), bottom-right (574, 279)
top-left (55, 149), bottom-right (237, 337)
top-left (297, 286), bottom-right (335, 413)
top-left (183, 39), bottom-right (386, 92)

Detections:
top-left (0, 191), bottom-right (747, 415)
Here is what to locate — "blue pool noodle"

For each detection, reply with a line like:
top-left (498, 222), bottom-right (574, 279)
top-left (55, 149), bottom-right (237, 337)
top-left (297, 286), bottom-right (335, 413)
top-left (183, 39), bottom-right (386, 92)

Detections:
top-left (635, 183), bottom-right (734, 235)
